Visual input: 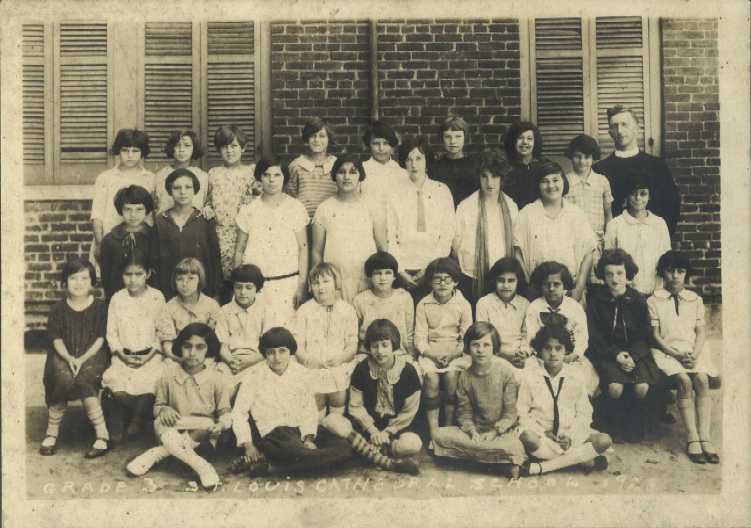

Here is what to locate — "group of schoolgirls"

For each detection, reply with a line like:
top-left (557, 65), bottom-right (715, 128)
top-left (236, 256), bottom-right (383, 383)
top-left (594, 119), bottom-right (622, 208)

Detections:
top-left (39, 114), bottom-right (719, 491)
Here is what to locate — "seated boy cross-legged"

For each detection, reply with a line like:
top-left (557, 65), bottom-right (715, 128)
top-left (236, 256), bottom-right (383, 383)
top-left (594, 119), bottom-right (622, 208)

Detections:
top-left (230, 327), bottom-right (354, 476)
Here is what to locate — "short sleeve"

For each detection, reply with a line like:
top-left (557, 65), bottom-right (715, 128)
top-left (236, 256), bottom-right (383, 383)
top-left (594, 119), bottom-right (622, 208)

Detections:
top-left (90, 171), bottom-right (110, 222)
top-left (350, 359), bottom-right (369, 392)
top-left (401, 363), bottom-right (422, 396)
top-left (46, 303), bottom-right (64, 341)
top-left (235, 203), bottom-right (252, 234)
top-left (312, 200), bottom-right (330, 228)
top-left (156, 307), bottom-right (178, 342)
top-left (647, 296), bottom-right (661, 327)
top-left (289, 198), bottom-right (310, 232)
top-left (602, 176), bottom-right (614, 205)
top-left (695, 296), bottom-right (706, 327)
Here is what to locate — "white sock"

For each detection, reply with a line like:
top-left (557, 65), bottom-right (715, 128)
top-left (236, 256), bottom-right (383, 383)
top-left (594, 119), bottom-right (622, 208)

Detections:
top-left (539, 443), bottom-right (598, 474)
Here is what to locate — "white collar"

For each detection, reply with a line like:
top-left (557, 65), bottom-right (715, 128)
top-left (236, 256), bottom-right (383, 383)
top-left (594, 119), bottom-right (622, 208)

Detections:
top-left (614, 147), bottom-right (640, 158)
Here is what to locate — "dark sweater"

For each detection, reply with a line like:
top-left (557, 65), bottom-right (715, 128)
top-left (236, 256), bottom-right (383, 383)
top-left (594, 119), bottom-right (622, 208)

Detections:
top-left (593, 152), bottom-right (681, 235)
top-left (428, 154), bottom-right (479, 207)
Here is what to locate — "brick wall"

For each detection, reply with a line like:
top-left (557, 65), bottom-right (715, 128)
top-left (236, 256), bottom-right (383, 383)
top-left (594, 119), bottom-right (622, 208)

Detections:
top-left (25, 200), bottom-right (94, 329)
top-left (377, 18), bottom-right (520, 152)
top-left (661, 18), bottom-right (721, 303)
top-left (270, 20), bottom-right (371, 158)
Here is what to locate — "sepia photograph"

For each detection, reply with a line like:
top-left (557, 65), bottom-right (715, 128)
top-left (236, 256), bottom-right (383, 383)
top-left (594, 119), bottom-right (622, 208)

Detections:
top-left (1, 0), bottom-right (749, 526)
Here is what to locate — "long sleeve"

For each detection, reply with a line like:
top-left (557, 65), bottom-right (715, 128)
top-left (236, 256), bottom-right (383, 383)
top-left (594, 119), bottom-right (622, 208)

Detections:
top-left (524, 305), bottom-right (541, 354)
top-left (402, 292), bottom-right (415, 355)
top-left (153, 375), bottom-right (170, 418)
top-left (655, 157), bottom-right (681, 236)
top-left (231, 380), bottom-right (254, 446)
top-left (436, 187), bottom-right (456, 259)
top-left (586, 300), bottom-right (619, 361)
top-left (570, 301), bottom-right (589, 359)
top-left (516, 380), bottom-right (534, 433)
top-left (384, 391), bottom-right (420, 436)
top-left (90, 171), bottom-right (108, 222)
top-left (342, 304), bottom-right (360, 362)
top-left (348, 386), bottom-right (378, 436)
top-left (625, 296), bottom-right (652, 360)
top-left (456, 374), bottom-right (476, 434)
top-left (413, 300), bottom-right (429, 356)
top-left (458, 298), bottom-right (473, 349)
top-left (286, 163), bottom-right (300, 198)
top-left (106, 297), bottom-right (123, 352)
top-left (495, 373), bottom-right (519, 433)
top-left (206, 218), bottom-right (223, 297)
top-left (569, 382), bottom-right (594, 445)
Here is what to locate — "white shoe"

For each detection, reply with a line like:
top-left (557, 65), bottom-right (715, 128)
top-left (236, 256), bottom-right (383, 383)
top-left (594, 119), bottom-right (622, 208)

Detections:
top-left (126, 446), bottom-right (170, 477)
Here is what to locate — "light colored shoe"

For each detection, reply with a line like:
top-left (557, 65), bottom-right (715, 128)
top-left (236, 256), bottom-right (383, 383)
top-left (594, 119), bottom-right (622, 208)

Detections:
top-left (126, 446), bottom-right (170, 477)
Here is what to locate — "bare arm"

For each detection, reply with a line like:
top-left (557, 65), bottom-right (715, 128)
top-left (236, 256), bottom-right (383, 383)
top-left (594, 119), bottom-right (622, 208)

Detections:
top-left (310, 223), bottom-right (326, 270)
top-left (234, 229), bottom-right (249, 269)
top-left (294, 227), bottom-right (309, 307)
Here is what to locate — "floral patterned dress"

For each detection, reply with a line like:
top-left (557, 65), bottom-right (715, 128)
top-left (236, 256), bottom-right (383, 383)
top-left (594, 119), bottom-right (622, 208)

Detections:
top-left (205, 164), bottom-right (258, 279)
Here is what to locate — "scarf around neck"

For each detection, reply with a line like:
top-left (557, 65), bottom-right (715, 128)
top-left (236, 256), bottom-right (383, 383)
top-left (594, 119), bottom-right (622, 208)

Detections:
top-left (473, 191), bottom-right (514, 300)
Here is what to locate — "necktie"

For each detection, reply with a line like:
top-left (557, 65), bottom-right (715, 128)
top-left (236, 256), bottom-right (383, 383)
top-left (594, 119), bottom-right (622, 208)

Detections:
top-left (416, 189), bottom-right (426, 232)
top-left (544, 376), bottom-right (565, 436)
top-left (670, 294), bottom-right (680, 316)
top-left (121, 232), bottom-right (136, 259)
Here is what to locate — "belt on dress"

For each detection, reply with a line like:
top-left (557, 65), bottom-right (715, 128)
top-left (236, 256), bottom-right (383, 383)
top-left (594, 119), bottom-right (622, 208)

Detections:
top-left (123, 347), bottom-right (152, 356)
top-left (265, 271), bottom-right (299, 281)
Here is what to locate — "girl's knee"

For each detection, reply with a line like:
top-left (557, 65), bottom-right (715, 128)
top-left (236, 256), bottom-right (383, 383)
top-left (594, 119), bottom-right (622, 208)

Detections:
top-left (590, 433), bottom-right (612, 453)
top-left (519, 430), bottom-right (541, 452)
top-left (674, 374), bottom-right (693, 397)
top-left (633, 383), bottom-right (650, 399)
top-left (607, 384), bottom-right (624, 399)
top-left (392, 433), bottom-right (422, 457)
top-left (423, 374), bottom-right (440, 396)
top-left (320, 414), bottom-right (352, 438)
top-left (329, 391), bottom-right (347, 408)
top-left (693, 373), bottom-right (709, 394)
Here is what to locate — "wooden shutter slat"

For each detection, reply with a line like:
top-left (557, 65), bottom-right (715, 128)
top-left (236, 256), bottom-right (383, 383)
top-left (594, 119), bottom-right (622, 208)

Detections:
top-left (596, 17), bottom-right (642, 49)
top-left (143, 23), bottom-right (195, 161)
top-left (535, 18), bottom-right (582, 51)
top-left (596, 55), bottom-right (645, 152)
top-left (60, 23), bottom-right (108, 56)
top-left (59, 30), bottom-right (108, 162)
top-left (205, 21), bottom-right (255, 165)
top-left (535, 56), bottom-right (584, 156)
top-left (23, 28), bottom-right (46, 164)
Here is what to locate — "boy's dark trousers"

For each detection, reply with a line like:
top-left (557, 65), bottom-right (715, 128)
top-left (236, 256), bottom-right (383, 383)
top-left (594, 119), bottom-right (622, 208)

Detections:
top-left (102, 390), bottom-right (155, 442)
top-left (258, 426), bottom-right (354, 473)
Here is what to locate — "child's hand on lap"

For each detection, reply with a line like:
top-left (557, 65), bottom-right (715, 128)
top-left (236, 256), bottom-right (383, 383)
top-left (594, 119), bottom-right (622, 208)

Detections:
top-left (616, 351), bottom-right (635, 372)
top-left (479, 430), bottom-right (497, 442)
top-left (469, 430), bottom-right (482, 442)
top-left (370, 430), bottom-right (390, 447)
top-left (158, 407), bottom-right (181, 427)
top-left (303, 435), bottom-right (317, 450)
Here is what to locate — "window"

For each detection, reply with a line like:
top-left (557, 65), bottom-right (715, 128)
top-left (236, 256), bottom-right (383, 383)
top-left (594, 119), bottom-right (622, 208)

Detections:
top-left (526, 17), bottom-right (660, 159)
top-left (23, 21), bottom-right (258, 186)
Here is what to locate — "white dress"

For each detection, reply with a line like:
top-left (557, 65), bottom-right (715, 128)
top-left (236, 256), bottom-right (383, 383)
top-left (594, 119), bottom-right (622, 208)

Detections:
top-left (313, 196), bottom-right (378, 303)
top-left (648, 288), bottom-right (718, 376)
top-left (236, 194), bottom-right (309, 326)
top-left (292, 299), bottom-right (360, 393)
top-left (513, 200), bottom-right (596, 282)
top-left (604, 211), bottom-right (671, 295)
top-left (102, 287), bottom-right (166, 395)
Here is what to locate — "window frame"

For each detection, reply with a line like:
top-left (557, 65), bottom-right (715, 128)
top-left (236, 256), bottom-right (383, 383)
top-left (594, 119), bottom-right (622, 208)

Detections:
top-left (520, 16), bottom-right (662, 158)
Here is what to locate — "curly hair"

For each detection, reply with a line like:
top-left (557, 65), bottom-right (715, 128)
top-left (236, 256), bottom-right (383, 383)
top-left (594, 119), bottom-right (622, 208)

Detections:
top-left (595, 248), bottom-right (639, 281)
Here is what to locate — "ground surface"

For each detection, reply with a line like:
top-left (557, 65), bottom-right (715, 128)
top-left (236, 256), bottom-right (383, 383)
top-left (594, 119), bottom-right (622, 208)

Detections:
top-left (25, 322), bottom-right (723, 500)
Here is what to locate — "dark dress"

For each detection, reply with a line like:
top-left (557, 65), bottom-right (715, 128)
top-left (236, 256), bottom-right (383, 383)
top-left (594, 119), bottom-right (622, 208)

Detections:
top-left (100, 223), bottom-right (157, 301)
top-left (504, 158), bottom-right (546, 211)
top-left (428, 153), bottom-right (479, 207)
top-left (350, 359), bottom-right (421, 432)
top-left (44, 299), bottom-right (110, 406)
top-left (153, 209), bottom-right (222, 300)
top-left (593, 152), bottom-right (681, 235)
top-left (585, 285), bottom-right (661, 385)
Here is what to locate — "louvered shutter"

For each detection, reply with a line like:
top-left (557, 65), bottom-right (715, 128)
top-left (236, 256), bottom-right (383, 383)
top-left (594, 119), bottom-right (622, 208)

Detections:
top-left (203, 22), bottom-right (255, 166)
top-left (23, 24), bottom-right (48, 183)
top-left (530, 17), bottom-right (654, 159)
top-left (57, 22), bottom-right (110, 184)
top-left (144, 22), bottom-right (196, 163)
top-left (530, 18), bottom-right (589, 158)
top-left (593, 17), bottom-right (650, 153)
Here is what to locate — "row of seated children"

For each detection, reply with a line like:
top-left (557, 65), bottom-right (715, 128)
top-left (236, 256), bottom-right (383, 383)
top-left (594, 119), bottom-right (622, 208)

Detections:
top-left (40, 243), bottom-right (718, 486)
